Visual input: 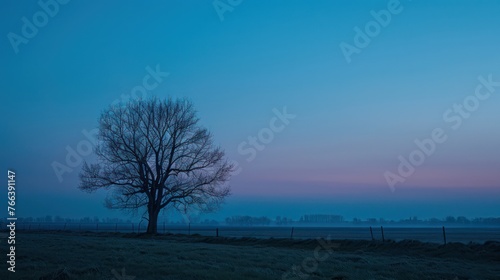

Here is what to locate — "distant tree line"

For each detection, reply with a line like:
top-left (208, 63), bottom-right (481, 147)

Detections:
top-left (351, 216), bottom-right (500, 226)
top-left (8, 215), bottom-right (500, 226)
top-left (225, 216), bottom-right (271, 226)
top-left (275, 216), bottom-right (292, 225)
top-left (224, 215), bottom-right (500, 226)
top-left (299, 214), bottom-right (344, 224)
top-left (11, 216), bottom-right (132, 224)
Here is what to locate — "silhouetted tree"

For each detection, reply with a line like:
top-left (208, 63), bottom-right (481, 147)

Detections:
top-left (79, 97), bottom-right (233, 234)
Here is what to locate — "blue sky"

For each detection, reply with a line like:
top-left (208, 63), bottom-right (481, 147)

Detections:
top-left (1, 0), bottom-right (500, 221)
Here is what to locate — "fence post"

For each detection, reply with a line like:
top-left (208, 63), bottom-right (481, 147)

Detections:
top-left (370, 226), bottom-right (374, 241)
top-left (163, 222), bottom-right (165, 234)
top-left (381, 226), bottom-right (385, 242)
top-left (290, 227), bottom-right (294, 239)
top-left (216, 228), bottom-right (219, 237)
top-left (442, 226), bottom-right (447, 245)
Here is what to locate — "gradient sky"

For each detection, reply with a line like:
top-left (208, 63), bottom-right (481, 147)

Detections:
top-left (2, 0), bottom-right (500, 222)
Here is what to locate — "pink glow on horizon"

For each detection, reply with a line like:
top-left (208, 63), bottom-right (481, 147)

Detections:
top-left (230, 166), bottom-right (500, 196)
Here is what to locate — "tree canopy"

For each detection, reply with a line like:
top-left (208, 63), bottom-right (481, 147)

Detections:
top-left (79, 97), bottom-right (233, 233)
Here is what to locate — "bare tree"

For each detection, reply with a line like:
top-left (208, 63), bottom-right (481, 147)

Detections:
top-left (79, 97), bottom-right (233, 234)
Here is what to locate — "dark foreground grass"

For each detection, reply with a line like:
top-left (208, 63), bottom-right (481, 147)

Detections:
top-left (1, 231), bottom-right (499, 280)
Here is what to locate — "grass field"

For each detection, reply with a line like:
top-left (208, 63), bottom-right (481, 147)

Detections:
top-left (1, 231), bottom-right (499, 280)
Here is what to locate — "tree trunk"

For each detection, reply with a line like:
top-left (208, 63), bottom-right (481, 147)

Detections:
top-left (146, 208), bottom-right (159, 234)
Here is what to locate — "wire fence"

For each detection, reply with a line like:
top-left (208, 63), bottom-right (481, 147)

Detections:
top-left (2, 222), bottom-right (500, 244)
